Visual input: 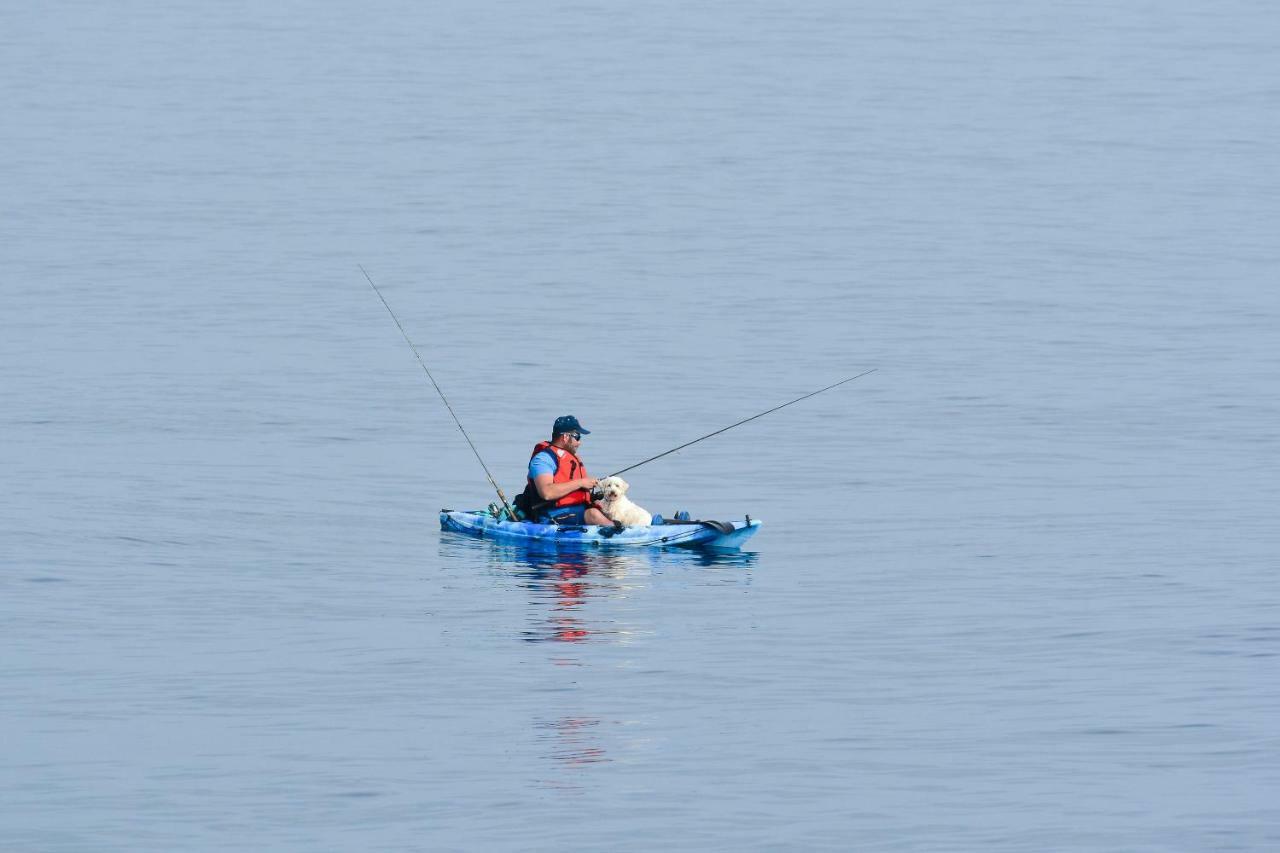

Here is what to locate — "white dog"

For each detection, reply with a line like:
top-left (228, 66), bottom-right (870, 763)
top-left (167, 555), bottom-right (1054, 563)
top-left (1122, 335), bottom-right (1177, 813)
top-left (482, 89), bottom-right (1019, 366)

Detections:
top-left (593, 476), bottom-right (653, 527)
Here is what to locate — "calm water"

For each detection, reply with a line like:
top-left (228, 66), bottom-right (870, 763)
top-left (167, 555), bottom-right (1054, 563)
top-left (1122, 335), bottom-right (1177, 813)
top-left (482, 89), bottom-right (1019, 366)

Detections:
top-left (3, 1), bottom-right (1278, 850)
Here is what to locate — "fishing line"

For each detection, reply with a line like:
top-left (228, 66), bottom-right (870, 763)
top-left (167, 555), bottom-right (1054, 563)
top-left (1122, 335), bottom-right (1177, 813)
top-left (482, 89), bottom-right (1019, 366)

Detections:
top-left (360, 265), bottom-right (516, 519)
top-left (527, 369), bottom-right (878, 517)
top-left (608, 368), bottom-right (877, 478)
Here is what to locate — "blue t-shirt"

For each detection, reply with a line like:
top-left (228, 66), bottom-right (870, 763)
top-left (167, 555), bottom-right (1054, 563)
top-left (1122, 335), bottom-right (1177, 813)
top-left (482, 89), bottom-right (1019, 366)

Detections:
top-left (528, 448), bottom-right (559, 481)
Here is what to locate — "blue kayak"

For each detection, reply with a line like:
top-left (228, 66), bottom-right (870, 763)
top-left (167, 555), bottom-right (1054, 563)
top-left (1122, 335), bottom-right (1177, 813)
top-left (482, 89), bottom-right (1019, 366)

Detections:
top-left (439, 509), bottom-right (761, 550)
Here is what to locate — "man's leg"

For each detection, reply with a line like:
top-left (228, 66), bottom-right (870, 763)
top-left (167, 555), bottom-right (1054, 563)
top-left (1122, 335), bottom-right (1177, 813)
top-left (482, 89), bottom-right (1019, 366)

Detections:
top-left (584, 506), bottom-right (613, 527)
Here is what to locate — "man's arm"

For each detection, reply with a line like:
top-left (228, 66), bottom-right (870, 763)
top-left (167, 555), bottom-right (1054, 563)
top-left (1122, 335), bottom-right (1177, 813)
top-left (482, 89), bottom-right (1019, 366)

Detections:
top-left (534, 473), bottom-right (598, 502)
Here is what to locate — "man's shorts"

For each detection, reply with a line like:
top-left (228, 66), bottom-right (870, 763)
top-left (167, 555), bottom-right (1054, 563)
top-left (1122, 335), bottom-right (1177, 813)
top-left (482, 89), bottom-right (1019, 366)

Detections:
top-left (540, 504), bottom-right (588, 525)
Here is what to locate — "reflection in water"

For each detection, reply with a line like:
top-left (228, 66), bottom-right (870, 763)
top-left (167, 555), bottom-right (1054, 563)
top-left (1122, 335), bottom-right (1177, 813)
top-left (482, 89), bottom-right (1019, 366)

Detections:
top-left (437, 534), bottom-right (756, 774)
top-left (512, 550), bottom-right (643, 645)
top-left (535, 716), bottom-right (610, 766)
top-left (438, 533), bottom-right (757, 646)
top-left (522, 558), bottom-right (593, 644)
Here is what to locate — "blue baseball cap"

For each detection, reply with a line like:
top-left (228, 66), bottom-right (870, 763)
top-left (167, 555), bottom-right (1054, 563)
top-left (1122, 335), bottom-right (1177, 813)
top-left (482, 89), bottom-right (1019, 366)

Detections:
top-left (552, 415), bottom-right (590, 437)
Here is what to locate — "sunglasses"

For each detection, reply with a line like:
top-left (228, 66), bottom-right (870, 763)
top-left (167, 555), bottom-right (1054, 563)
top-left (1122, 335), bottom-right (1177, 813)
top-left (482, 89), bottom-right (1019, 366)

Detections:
top-left (568, 432), bottom-right (582, 440)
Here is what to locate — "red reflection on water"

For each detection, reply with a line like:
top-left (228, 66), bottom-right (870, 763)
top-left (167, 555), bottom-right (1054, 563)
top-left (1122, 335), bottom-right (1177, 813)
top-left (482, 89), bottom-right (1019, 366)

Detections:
top-left (538, 716), bottom-right (611, 766)
top-left (550, 561), bottom-right (589, 641)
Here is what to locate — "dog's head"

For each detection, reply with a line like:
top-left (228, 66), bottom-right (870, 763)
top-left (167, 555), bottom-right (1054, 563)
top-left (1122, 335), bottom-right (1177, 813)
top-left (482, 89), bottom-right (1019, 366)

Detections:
top-left (596, 476), bottom-right (629, 501)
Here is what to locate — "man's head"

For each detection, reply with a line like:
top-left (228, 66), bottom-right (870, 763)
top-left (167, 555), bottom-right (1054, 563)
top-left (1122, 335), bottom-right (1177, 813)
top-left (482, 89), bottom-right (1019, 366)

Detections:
top-left (552, 415), bottom-right (590, 448)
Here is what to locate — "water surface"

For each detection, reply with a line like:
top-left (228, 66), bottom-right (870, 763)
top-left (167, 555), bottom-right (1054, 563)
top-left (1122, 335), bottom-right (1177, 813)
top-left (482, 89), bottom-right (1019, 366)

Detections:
top-left (3, 1), bottom-right (1278, 850)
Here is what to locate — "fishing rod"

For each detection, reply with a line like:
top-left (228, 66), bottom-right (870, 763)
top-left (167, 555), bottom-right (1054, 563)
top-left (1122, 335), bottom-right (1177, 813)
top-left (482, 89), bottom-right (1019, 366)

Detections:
top-left (526, 368), bottom-right (877, 518)
top-left (608, 368), bottom-right (877, 478)
top-left (360, 265), bottom-right (516, 520)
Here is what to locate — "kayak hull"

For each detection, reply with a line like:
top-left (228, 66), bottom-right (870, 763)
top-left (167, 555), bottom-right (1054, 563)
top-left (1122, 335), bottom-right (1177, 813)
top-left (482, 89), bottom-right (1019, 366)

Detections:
top-left (439, 510), bottom-right (761, 550)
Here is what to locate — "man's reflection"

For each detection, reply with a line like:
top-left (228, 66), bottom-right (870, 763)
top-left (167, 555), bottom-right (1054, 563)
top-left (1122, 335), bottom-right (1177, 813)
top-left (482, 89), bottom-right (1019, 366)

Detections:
top-left (438, 535), bottom-right (757, 775)
top-left (535, 716), bottom-right (609, 766)
top-left (513, 549), bottom-right (642, 644)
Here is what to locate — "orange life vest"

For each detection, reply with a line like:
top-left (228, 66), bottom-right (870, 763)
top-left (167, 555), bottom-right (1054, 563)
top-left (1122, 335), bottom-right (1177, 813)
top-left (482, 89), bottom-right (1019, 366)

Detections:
top-left (527, 441), bottom-right (592, 509)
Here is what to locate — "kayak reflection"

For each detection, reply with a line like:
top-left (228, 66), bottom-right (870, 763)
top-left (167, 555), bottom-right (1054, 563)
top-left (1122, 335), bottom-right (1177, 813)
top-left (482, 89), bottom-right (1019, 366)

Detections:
top-left (436, 536), bottom-right (756, 779)
top-left (438, 534), bottom-right (757, 644)
top-left (444, 537), bottom-right (757, 644)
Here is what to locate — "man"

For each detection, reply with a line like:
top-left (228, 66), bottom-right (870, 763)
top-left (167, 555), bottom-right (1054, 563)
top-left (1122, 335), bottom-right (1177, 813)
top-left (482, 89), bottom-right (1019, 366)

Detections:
top-left (519, 415), bottom-right (613, 526)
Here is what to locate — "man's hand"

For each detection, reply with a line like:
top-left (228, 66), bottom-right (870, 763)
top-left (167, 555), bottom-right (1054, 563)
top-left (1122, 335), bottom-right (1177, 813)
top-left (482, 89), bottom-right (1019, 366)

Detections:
top-left (534, 473), bottom-right (599, 502)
